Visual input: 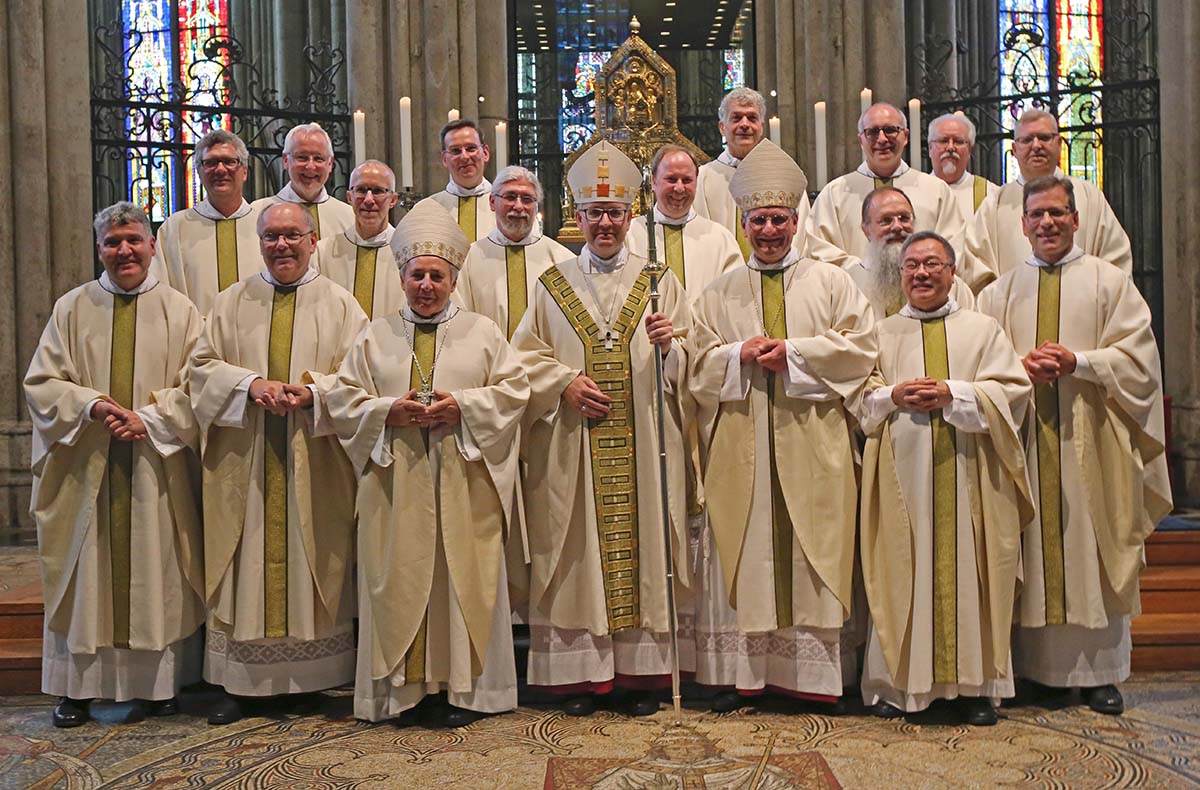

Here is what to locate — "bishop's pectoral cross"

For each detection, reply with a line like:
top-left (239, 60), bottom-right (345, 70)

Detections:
top-left (417, 381), bottom-right (435, 406)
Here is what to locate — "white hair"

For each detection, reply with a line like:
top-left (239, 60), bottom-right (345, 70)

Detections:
top-left (492, 166), bottom-right (544, 204)
top-left (351, 159), bottom-right (396, 190)
top-left (857, 102), bottom-right (908, 134)
top-left (283, 122), bottom-right (333, 157)
top-left (928, 113), bottom-right (976, 146)
top-left (718, 87), bottom-right (766, 123)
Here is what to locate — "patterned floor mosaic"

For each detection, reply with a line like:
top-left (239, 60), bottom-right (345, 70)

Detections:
top-left (2, 673), bottom-right (1199, 788)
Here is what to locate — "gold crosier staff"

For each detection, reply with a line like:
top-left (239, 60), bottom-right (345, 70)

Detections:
top-left (641, 166), bottom-right (683, 724)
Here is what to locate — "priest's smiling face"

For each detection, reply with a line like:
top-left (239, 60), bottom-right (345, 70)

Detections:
top-left (98, 221), bottom-right (156, 292)
top-left (402, 255), bottom-right (457, 317)
top-left (282, 130), bottom-right (334, 202)
top-left (652, 150), bottom-right (698, 219)
top-left (719, 102), bottom-right (764, 160)
top-left (743, 206), bottom-right (797, 264)
top-left (858, 103), bottom-right (910, 177)
top-left (441, 126), bottom-right (490, 190)
top-left (491, 178), bottom-right (538, 241)
top-left (1014, 115), bottom-right (1062, 180)
top-left (1022, 184), bottom-right (1079, 264)
top-left (257, 203), bottom-right (316, 285)
top-left (901, 236), bottom-right (956, 312)
top-left (197, 141), bottom-right (247, 205)
top-left (349, 162), bottom-right (399, 238)
top-left (577, 202), bottom-right (631, 259)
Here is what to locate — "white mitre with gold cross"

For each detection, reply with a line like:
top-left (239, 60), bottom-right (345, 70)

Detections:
top-left (391, 200), bottom-right (470, 269)
top-left (567, 139), bottom-right (641, 205)
top-left (729, 139), bottom-right (809, 211)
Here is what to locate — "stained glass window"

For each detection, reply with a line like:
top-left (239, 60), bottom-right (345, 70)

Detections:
top-left (121, 0), bottom-right (231, 222)
top-left (561, 51), bottom-right (610, 154)
top-left (722, 49), bottom-right (746, 91)
top-left (997, 0), bottom-right (1104, 187)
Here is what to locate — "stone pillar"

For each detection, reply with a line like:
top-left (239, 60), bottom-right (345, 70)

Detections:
top-left (0, 0), bottom-right (93, 544)
top-left (1159, 0), bottom-right (1200, 506)
top-left (757, 0), bottom-right (907, 183)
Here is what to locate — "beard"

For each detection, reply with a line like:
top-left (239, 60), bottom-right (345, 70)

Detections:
top-left (866, 237), bottom-right (906, 316)
top-left (499, 212), bottom-right (534, 241)
top-left (938, 152), bottom-right (961, 178)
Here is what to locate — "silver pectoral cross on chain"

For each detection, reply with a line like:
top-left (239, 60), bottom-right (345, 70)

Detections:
top-left (417, 380), bottom-right (435, 406)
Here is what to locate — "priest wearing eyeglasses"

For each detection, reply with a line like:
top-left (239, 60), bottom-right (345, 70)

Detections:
top-left (808, 102), bottom-right (964, 273)
top-left (414, 119), bottom-right (497, 243)
top-left (315, 160), bottom-right (406, 320)
top-left (249, 123), bottom-right (354, 241)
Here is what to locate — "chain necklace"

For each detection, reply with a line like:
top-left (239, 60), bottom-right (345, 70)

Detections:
top-left (402, 307), bottom-right (458, 405)
top-left (579, 256), bottom-right (626, 351)
top-left (747, 264), bottom-right (791, 338)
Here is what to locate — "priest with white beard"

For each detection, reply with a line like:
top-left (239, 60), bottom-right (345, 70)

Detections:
top-left (512, 140), bottom-right (691, 718)
top-left (855, 231), bottom-right (1032, 726)
top-left (315, 159), bottom-right (406, 320)
top-left (328, 202), bottom-right (529, 727)
top-left (414, 119), bottom-right (497, 243)
top-left (693, 87), bottom-right (809, 259)
top-left (249, 123), bottom-right (354, 241)
top-left (26, 202), bottom-right (205, 728)
top-left (927, 114), bottom-right (1000, 223)
top-left (847, 186), bottom-right (976, 320)
top-left (151, 130), bottom-right (263, 316)
top-left (688, 140), bottom-right (877, 713)
top-left (808, 103), bottom-right (965, 272)
top-left (978, 175), bottom-right (1170, 715)
top-left (965, 109), bottom-right (1132, 291)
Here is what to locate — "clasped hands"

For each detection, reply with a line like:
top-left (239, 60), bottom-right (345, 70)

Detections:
top-left (386, 390), bottom-right (461, 428)
top-left (248, 378), bottom-right (313, 416)
top-left (561, 312), bottom-right (675, 420)
top-left (890, 377), bottom-right (953, 413)
top-left (739, 335), bottom-right (789, 373)
top-left (1022, 341), bottom-right (1076, 384)
top-left (90, 395), bottom-right (147, 441)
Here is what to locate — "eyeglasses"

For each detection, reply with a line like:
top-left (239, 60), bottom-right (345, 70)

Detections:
top-left (261, 231), bottom-right (310, 243)
top-left (289, 153), bottom-right (329, 165)
top-left (497, 192), bottom-right (538, 206)
top-left (1015, 132), bottom-right (1059, 145)
top-left (351, 185), bottom-right (394, 198)
top-left (860, 126), bottom-right (904, 140)
top-left (581, 207), bottom-right (628, 222)
top-left (901, 260), bottom-right (950, 273)
top-left (199, 156), bottom-right (242, 170)
top-left (1024, 207), bottom-right (1073, 220)
top-left (930, 136), bottom-right (970, 148)
top-left (445, 144), bottom-right (483, 157)
top-left (872, 213), bottom-right (913, 228)
top-left (746, 213), bottom-right (793, 229)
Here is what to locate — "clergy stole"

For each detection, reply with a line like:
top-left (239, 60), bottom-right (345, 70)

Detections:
top-left (306, 204), bottom-right (322, 240)
top-left (215, 219), bottom-right (241, 292)
top-left (504, 246), bottom-right (528, 340)
top-left (873, 176), bottom-right (895, 189)
top-left (540, 266), bottom-right (654, 632)
top-left (403, 322), bottom-right (438, 682)
top-left (734, 209), bottom-right (752, 261)
top-left (264, 286), bottom-right (297, 638)
top-left (458, 196), bottom-right (477, 242)
top-left (108, 294), bottom-right (138, 648)
top-left (663, 225), bottom-right (686, 288)
top-left (922, 317), bottom-right (958, 683)
top-left (972, 176), bottom-right (988, 212)
top-left (761, 270), bottom-right (793, 628)
top-left (1034, 267), bottom-right (1067, 625)
top-left (352, 245), bottom-right (379, 319)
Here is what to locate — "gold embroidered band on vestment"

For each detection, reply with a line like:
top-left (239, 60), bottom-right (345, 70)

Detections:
top-left (402, 322), bottom-right (438, 681)
top-left (761, 270), bottom-right (793, 628)
top-left (352, 245), bottom-right (378, 319)
top-left (505, 246), bottom-right (528, 340)
top-left (108, 293), bottom-right (137, 649)
top-left (458, 196), bottom-right (477, 242)
top-left (1035, 266), bottom-right (1066, 625)
top-left (305, 204), bottom-right (321, 240)
top-left (264, 286), bottom-right (296, 638)
top-left (922, 316), bottom-right (958, 684)
top-left (215, 218), bottom-right (239, 292)
top-left (663, 225), bottom-right (686, 288)
top-left (734, 209), bottom-right (751, 261)
top-left (972, 175), bottom-right (988, 211)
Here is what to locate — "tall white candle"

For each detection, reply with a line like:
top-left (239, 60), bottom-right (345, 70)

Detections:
top-left (768, 116), bottom-right (781, 146)
top-left (448, 108), bottom-right (460, 122)
top-left (908, 98), bottom-right (922, 170)
top-left (860, 87), bottom-right (873, 115)
top-left (399, 97), bottom-right (414, 189)
top-left (352, 110), bottom-right (366, 167)
top-left (494, 121), bottom-right (508, 172)
top-left (814, 101), bottom-right (828, 190)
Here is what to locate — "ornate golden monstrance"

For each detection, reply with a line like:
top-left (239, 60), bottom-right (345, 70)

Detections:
top-left (557, 17), bottom-right (710, 244)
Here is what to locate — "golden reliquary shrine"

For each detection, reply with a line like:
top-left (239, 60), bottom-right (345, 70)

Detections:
top-left (557, 17), bottom-right (709, 244)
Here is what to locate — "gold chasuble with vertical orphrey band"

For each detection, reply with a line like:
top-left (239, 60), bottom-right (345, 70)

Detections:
top-left (107, 294), bottom-right (137, 648)
top-left (539, 266), bottom-right (654, 633)
top-left (921, 317), bottom-right (958, 684)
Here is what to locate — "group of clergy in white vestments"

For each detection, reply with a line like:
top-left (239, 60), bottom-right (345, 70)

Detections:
top-left (26, 85), bottom-right (1170, 732)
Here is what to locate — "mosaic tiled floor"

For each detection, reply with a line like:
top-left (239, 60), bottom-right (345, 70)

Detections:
top-left (2, 673), bottom-right (1199, 789)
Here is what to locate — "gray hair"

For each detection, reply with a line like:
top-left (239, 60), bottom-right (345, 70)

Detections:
top-left (857, 102), bottom-right (908, 134)
top-left (1023, 174), bottom-right (1076, 213)
top-left (193, 129), bottom-right (249, 175)
top-left (492, 165), bottom-right (543, 204)
top-left (900, 230), bottom-right (956, 269)
top-left (283, 122), bottom-right (333, 157)
top-left (351, 159), bottom-right (396, 190)
top-left (718, 87), bottom-right (766, 123)
top-left (256, 201), bottom-right (317, 236)
top-left (94, 201), bottom-right (151, 242)
top-left (928, 113), bottom-right (976, 146)
top-left (1015, 108), bottom-right (1059, 137)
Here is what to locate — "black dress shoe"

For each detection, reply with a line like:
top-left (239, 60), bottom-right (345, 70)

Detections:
top-left (445, 705), bottom-right (484, 728)
top-left (146, 697), bottom-right (178, 717)
top-left (562, 695), bottom-right (596, 717)
top-left (624, 691), bottom-right (659, 717)
top-left (110, 700), bottom-right (148, 724)
top-left (960, 697), bottom-right (998, 726)
top-left (416, 695), bottom-right (450, 727)
top-left (710, 691), bottom-right (744, 713)
top-left (823, 697), bottom-right (849, 716)
top-left (868, 701), bottom-right (905, 719)
top-left (52, 697), bottom-right (90, 728)
top-left (208, 693), bottom-right (243, 725)
top-left (1086, 684), bottom-right (1124, 715)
